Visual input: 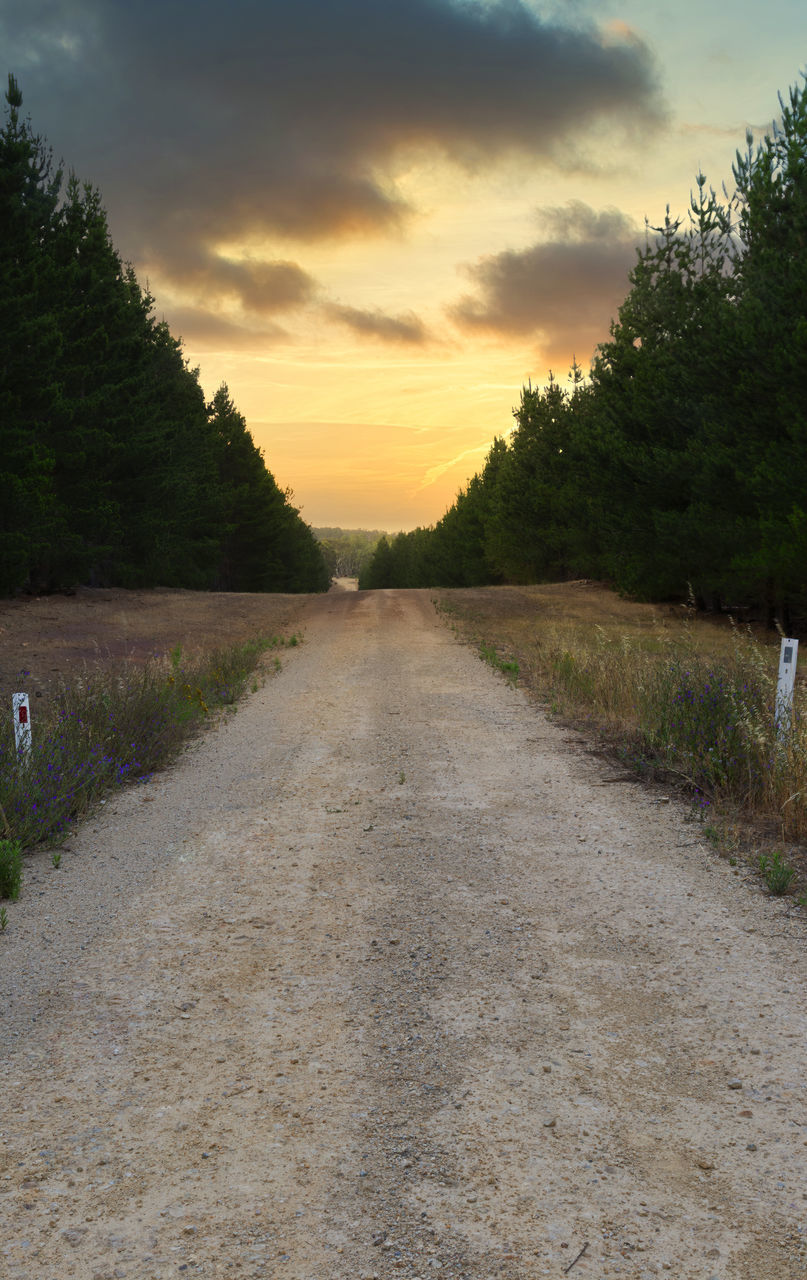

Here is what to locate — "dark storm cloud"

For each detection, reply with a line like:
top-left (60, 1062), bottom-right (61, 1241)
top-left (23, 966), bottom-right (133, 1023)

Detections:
top-left (325, 302), bottom-right (429, 345)
top-left (449, 200), bottom-right (640, 360)
top-left (3, 0), bottom-right (665, 282)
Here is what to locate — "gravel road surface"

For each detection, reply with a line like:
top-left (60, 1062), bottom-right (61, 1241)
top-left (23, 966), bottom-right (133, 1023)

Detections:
top-left (1, 587), bottom-right (806, 1279)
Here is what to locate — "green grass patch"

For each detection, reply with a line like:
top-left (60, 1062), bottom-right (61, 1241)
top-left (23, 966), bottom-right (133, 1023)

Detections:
top-left (479, 642), bottom-right (519, 685)
top-left (758, 850), bottom-right (796, 896)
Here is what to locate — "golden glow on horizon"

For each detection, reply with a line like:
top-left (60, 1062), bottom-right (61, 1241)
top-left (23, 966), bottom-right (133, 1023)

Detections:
top-left (162, 88), bottom-right (777, 533)
top-left (9, 0), bottom-right (805, 534)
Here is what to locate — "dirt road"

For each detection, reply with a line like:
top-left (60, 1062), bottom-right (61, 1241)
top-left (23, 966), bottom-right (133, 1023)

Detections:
top-left (1, 588), bottom-right (806, 1279)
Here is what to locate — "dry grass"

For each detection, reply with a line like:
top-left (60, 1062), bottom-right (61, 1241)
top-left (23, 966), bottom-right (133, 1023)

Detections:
top-left (436, 580), bottom-right (741, 665)
top-left (435, 582), bottom-right (807, 864)
top-left (0, 635), bottom-right (293, 850)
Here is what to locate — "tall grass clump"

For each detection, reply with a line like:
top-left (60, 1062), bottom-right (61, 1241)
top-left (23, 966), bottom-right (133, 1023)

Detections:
top-left (637, 651), bottom-right (770, 795)
top-left (0, 636), bottom-right (274, 850)
top-left (758, 850), bottom-right (796, 895)
top-left (537, 626), bottom-right (806, 836)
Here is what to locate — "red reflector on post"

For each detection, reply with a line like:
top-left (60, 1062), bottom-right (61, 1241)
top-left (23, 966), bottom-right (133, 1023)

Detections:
top-left (12, 692), bottom-right (32, 757)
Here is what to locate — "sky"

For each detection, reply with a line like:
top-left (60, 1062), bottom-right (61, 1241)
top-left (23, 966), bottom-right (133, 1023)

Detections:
top-left (3, 0), bottom-right (807, 530)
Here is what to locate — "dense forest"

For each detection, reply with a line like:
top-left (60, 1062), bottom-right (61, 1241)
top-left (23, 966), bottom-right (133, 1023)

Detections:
top-left (0, 76), bottom-right (329, 596)
top-left (362, 78), bottom-right (807, 625)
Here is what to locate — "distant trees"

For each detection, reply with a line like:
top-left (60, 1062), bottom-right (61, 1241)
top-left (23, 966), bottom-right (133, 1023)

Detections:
top-left (361, 74), bottom-right (807, 624)
top-left (314, 528), bottom-right (386, 580)
top-left (0, 76), bottom-right (328, 595)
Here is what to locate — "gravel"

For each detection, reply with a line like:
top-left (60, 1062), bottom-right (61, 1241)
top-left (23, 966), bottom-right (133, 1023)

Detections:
top-left (1, 586), bottom-right (806, 1278)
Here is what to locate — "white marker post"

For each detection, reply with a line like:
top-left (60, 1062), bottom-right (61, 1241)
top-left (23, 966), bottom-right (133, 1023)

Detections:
top-left (12, 692), bottom-right (32, 759)
top-left (775, 638), bottom-right (799, 741)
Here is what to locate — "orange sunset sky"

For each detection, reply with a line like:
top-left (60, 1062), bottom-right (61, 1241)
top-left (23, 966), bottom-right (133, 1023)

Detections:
top-left (6, 0), bottom-right (807, 529)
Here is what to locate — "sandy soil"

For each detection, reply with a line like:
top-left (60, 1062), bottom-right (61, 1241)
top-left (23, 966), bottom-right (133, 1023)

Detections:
top-left (1, 587), bottom-right (806, 1279)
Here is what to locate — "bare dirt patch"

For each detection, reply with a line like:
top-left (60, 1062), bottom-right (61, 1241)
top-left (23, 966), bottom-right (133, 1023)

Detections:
top-left (1, 588), bottom-right (806, 1279)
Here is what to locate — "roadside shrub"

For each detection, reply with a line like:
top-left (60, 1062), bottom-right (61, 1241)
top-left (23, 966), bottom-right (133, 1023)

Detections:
top-left (639, 656), bottom-right (770, 799)
top-left (523, 623), bottom-right (802, 830)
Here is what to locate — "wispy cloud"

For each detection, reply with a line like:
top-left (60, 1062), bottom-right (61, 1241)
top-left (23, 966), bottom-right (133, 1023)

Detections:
top-left (324, 302), bottom-right (429, 345)
top-left (416, 443), bottom-right (490, 492)
top-left (162, 307), bottom-right (290, 349)
top-left (678, 120), bottom-right (755, 140)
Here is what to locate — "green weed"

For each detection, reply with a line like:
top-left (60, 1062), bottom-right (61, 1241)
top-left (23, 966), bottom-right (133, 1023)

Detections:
top-left (0, 838), bottom-right (23, 900)
top-left (758, 851), bottom-right (796, 896)
top-left (479, 642), bottom-right (519, 686)
top-left (0, 906), bottom-right (7, 932)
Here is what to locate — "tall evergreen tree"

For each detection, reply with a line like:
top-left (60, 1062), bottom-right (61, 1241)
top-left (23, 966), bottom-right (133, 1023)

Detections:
top-left (210, 384), bottom-right (329, 592)
top-left (112, 321), bottom-right (222, 587)
top-left (43, 175), bottom-right (131, 583)
top-left (588, 192), bottom-right (735, 601)
top-left (485, 376), bottom-right (580, 583)
top-left (0, 74), bottom-right (65, 592)
top-left (729, 77), bottom-right (807, 619)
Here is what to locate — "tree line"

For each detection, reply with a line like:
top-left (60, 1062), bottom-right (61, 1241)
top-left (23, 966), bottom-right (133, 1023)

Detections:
top-left (314, 528), bottom-right (386, 579)
top-left (362, 77), bottom-right (807, 625)
top-left (1, 76), bottom-right (329, 596)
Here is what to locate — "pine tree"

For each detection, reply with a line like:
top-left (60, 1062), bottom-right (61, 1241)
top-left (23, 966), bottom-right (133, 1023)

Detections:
top-left (115, 321), bottom-right (222, 587)
top-left (0, 75), bottom-right (65, 592)
top-left (588, 193), bottom-right (735, 601)
top-left (210, 384), bottom-right (329, 592)
top-left (730, 77), bottom-right (807, 620)
top-left (44, 175), bottom-right (129, 582)
top-left (485, 377), bottom-right (578, 583)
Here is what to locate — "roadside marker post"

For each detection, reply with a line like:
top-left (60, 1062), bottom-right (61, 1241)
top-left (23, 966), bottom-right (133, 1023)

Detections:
top-left (12, 693), bottom-right (32, 759)
top-left (775, 638), bottom-right (799, 741)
